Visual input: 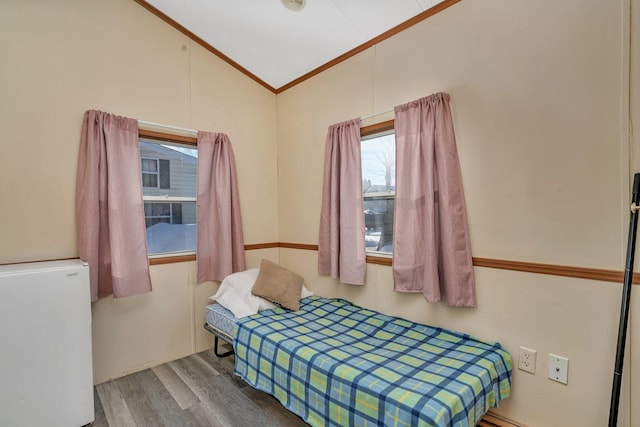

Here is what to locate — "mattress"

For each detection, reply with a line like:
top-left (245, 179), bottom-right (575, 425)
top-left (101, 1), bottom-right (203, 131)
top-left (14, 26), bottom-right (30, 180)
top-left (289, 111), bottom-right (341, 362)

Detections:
top-left (205, 303), bottom-right (238, 340)
top-left (234, 296), bottom-right (512, 427)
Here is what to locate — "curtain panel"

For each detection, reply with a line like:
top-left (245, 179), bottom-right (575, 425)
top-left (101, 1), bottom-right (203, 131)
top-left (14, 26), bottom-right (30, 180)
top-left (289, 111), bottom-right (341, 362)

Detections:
top-left (393, 93), bottom-right (476, 307)
top-left (76, 110), bottom-right (152, 301)
top-left (196, 131), bottom-right (246, 283)
top-left (318, 118), bottom-right (366, 285)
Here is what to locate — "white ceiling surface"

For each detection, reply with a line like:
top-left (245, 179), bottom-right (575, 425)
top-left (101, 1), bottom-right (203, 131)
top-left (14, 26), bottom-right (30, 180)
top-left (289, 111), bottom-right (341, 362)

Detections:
top-left (145, 0), bottom-right (446, 89)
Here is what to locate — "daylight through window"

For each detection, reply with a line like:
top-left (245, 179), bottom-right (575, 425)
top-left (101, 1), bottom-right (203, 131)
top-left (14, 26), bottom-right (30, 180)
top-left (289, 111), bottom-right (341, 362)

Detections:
top-left (361, 130), bottom-right (395, 255)
top-left (139, 138), bottom-right (198, 256)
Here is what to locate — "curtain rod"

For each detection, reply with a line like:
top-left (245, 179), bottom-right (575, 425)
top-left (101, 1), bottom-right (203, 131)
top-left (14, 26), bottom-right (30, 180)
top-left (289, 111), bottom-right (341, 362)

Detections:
top-left (140, 109), bottom-right (395, 133)
top-left (361, 108), bottom-right (394, 121)
top-left (138, 119), bottom-right (198, 135)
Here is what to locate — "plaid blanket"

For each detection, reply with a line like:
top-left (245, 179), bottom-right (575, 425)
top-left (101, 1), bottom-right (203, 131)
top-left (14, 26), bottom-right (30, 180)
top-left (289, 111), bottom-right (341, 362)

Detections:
top-left (233, 297), bottom-right (512, 427)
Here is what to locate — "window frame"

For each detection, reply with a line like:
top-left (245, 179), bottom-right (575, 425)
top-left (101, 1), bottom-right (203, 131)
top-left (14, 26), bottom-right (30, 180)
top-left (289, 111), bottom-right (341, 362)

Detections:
top-left (141, 157), bottom-right (160, 188)
top-left (361, 120), bottom-right (395, 264)
top-left (144, 201), bottom-right (172, 225)
top-left (139, 129), bottom-right (198, 265)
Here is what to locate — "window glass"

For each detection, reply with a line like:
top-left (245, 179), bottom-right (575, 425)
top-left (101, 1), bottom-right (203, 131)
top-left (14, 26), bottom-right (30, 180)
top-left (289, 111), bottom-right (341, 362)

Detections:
top-left (141, 158), bottom-right (159, 187)
top-left (361, 131), bottom-right (395, 255)
top-left (139, 139), bottom-right (198, 256)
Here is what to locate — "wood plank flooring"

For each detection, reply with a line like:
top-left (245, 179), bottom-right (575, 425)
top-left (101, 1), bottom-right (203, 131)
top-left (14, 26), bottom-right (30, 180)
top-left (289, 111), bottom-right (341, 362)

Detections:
top-left (93, 345), bottom-right (308, 427)
top-left (94, 344), bottom-right (517, 427)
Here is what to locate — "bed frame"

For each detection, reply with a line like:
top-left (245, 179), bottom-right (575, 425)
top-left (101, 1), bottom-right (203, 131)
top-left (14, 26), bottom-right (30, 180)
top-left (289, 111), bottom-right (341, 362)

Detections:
top-left (203, 322), bottom-right (234, 358)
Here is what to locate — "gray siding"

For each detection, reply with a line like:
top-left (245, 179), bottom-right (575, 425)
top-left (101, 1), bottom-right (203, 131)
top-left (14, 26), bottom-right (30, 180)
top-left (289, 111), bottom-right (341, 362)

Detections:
top-left (182, 203), bottom-right (196, 224)
top-left (140, 141), bottom-right (197, 199)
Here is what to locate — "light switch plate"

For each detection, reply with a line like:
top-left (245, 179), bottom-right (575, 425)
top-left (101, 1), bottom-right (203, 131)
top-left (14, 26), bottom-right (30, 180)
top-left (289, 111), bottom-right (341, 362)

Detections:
top-left (548, 354), bottom-right (569, 384)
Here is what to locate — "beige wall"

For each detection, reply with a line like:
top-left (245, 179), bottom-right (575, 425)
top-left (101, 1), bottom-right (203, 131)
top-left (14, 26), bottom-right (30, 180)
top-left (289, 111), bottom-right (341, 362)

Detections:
top-left (2, 0), bottom-right (639, 425)
top-left (630, 0), bottom-right (640, 425)
top-left (0, 0), bottom-right (278, 383)
top-left (277, 0), bottom-right (632, 426)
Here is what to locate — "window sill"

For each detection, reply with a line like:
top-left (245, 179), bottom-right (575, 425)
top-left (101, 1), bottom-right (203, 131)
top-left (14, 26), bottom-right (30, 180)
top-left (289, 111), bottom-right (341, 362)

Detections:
top-left (365, 254), bottom-right (392, 266)
top-left (146, 245), bottom-right (394, 267)
top-left (149, 253), bottom-right (196, 265)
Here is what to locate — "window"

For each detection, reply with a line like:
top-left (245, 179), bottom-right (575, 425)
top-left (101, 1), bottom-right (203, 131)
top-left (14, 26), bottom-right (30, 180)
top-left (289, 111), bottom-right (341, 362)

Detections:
top-left (141, 158), bottom-right (159, 187)
top-left (143, 202), bottom-right (184, 227)
top-left (139, 138), bottom-right (197, 256)
top-left (141, 158), bottom-right (171, 189)
top-left (361, 129), bottom-right (395, 255)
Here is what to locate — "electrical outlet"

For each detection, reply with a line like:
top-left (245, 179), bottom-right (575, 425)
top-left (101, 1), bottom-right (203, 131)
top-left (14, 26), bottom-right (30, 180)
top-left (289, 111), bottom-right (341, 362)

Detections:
top-left (518, 346), bottom-right (537, 374)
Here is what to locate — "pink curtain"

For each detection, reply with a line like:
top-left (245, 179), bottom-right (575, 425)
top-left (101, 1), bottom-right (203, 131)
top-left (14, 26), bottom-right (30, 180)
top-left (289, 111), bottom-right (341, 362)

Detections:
top-left (196, 131), bottom-right (246, 283)
top-left (318, 119), bottom-right (366, 285)
top-left (76, 110), bottom-right (152, 301)
top-left (393, 93), bottom-right (476, 307)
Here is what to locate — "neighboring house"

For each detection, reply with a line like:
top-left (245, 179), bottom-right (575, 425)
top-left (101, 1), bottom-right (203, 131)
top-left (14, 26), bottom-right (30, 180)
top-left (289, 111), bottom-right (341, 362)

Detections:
top-left (139, 140), bottom-right (197, 254)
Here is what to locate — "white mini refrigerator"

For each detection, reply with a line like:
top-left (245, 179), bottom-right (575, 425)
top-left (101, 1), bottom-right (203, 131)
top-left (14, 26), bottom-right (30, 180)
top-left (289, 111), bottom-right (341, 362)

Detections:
top-left (0, 260), bottom-right (94, 427)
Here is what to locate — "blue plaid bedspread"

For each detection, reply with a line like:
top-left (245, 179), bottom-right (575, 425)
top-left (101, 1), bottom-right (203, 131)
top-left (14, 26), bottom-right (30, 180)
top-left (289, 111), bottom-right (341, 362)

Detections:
top-left (233, 296), bottom-right (512, 427)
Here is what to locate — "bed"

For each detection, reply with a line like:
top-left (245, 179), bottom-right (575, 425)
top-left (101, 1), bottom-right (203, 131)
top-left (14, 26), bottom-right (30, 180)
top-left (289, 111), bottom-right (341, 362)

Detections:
top-left (204, 295), bottom-right (512, 427)
top-left (204, 302), bottom-right (236, 358)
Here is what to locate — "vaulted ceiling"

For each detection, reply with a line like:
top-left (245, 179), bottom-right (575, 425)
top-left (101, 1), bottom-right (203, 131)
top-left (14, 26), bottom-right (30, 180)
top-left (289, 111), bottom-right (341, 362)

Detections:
top-left (136, 0), bottom-right (453, 93)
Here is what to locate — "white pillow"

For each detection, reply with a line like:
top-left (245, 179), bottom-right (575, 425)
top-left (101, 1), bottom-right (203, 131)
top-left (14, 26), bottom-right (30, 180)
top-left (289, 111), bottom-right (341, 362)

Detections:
top-left (210, 269), bottom-right (261, 318)
top-left (210, 268), bottom-right (313, 318)
top-left (301, 286), bottom-right (313, 299)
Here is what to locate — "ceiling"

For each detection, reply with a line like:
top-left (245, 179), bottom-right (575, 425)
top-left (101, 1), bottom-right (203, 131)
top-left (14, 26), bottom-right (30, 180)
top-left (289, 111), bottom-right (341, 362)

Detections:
top-left (141, 0), bottom-right (448, 92)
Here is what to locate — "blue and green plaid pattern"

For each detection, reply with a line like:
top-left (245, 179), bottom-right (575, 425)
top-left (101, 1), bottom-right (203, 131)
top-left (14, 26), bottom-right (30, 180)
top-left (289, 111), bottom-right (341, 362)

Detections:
top-left (233, 297), bottom-right (512, 427)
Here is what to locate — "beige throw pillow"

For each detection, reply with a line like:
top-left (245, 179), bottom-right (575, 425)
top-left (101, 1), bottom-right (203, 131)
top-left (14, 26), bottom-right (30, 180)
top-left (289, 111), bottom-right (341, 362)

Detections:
top-left (251, 259), bottom-right (304, 311)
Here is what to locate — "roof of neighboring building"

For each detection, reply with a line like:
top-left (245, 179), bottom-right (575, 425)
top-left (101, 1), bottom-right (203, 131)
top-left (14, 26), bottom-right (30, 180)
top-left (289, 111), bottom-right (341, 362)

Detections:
top-left (146, 223), bottom-right (196, 254)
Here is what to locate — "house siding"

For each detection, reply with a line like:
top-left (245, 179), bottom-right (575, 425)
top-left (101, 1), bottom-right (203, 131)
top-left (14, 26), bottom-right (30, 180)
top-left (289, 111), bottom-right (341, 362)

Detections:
top-left (139, 142), bottom-right (197, 200)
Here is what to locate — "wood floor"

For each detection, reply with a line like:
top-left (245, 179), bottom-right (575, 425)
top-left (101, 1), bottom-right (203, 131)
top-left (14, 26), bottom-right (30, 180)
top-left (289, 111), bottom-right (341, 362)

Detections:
top-left (93, 345), bottom-right (308, 427)
top-left (93, 344), bottom-right (515, 427)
